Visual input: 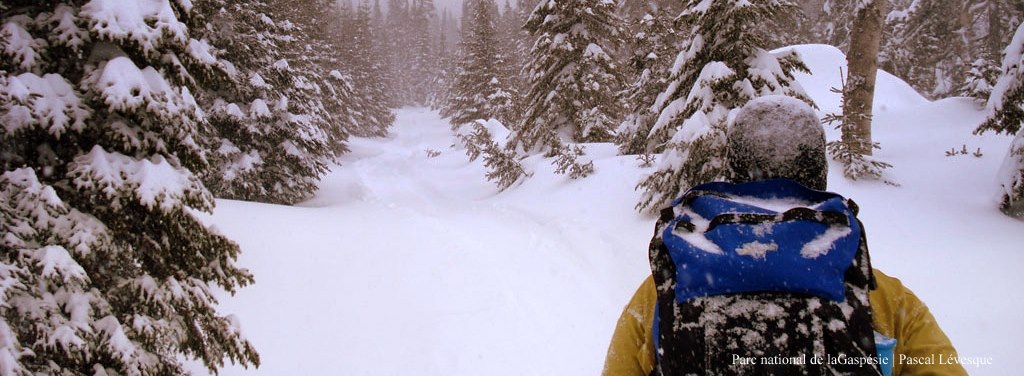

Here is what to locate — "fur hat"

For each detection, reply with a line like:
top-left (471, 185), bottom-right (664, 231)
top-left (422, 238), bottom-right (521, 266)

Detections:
top-left (726, 95), bottom-right (827, 190)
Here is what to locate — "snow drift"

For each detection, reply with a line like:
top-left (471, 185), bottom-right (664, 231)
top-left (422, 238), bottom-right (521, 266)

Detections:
top-left (192, 46), bottom-right (1023, 376)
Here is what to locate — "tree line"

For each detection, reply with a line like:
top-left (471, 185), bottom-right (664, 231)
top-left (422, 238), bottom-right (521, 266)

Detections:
top-left (433, 0), bottom-right (1024, 217)
top-left (1, 0), bottom-right (1023, 374)
top-left (0, 0), bottom-right (393, 373)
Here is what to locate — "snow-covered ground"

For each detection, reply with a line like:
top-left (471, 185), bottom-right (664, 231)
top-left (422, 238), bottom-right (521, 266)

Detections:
top-left (196, 45), bottom-right (1024, 375)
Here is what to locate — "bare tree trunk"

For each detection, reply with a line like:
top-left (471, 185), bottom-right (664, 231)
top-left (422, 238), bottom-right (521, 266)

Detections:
top-left (959, 1), bottom-right (975, 62)
top-left (844, 0), bottom-right (887, 155)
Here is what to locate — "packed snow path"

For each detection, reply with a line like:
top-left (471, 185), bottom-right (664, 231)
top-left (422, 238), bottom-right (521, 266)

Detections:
top-left (199, 108), bottom-right (654, 375)
top-left (200, 98), bottom-right (1023, 375)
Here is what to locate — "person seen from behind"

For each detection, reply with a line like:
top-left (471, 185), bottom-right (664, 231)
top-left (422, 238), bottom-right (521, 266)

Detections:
top-left (602, 96), bottom-right (967, 376)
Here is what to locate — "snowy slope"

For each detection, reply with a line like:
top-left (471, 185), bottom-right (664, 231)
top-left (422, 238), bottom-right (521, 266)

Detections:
top-left (195, 46), bottom-right (1024, 375)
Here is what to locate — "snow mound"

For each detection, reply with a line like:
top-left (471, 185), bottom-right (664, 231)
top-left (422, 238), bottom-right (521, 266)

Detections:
top-left (193, 106), bottom-right (1022, 376)
top-left (774, 44), bottom-right (928, 115)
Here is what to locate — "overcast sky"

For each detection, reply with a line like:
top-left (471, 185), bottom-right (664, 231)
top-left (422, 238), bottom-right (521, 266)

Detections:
top-left (343, 0), bottom-right (529, 23)
top-left (435, 0), bottom-right (464, 17)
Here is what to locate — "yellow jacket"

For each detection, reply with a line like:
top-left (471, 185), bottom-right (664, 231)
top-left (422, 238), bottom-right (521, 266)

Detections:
top-left (602, 269), bottom-right (966, 376)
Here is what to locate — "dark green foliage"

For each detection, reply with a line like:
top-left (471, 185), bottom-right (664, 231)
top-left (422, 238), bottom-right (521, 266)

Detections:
top-left (975, 22), bottom-right (1024, 217)
top-left (963, 55), bottom-right (1003, 105)
top-left (456, 121), bottom-right (528, 189)
top-left (616, 9), bottom-right (679, 156)
top-left (512, 0), bottom-right (625, 153)
top-left (408, 0), bottom-right (439, 104)
top-left (634, 0), bottom-right (812, 213)
top-left (441, 0), bottom-right (517, 127)
top-left (0, 1), bottom-right (258, 373)
top-left (337, 1), bottom-right (397, 137)
top-left (195, 0), bottom-right (336, 205)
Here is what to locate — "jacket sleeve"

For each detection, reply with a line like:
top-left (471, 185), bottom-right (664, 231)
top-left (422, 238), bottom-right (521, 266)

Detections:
top-left (870, 270), bottom-right (968, 376)
top-left (601, 277), bottom-right (657, 376)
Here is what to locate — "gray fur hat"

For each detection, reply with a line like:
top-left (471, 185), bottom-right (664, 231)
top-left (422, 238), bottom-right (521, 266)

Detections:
top-left (725, 95), bottom-right (827, 190)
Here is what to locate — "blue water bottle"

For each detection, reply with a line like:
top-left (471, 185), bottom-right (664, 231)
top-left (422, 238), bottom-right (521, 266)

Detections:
top-left (875, 331), bottom-right (898, 376)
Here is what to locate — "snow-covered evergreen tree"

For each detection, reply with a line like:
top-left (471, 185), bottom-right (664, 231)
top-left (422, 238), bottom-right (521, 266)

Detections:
top-left (407, 0), bottom-right (439, 105)
top-left (0, 1), bottom-right (258, 373)
top-left (823, 0), bottom-right (855, 50)
top-left (496, 0), bottom-right (530, 123)
top-left (976, 21), bottom-right (1024, 217)
top-left (634, 0), bottom-right (812, 212)
top-left (383, 0), bottom-right (410, 105)
top-left (959, 1), bottom-right (1023, 101)
top-left (263, 0), bottom-right (355, 161)
top-left (442, 0), bottom-right (516, 127)
top-left (617, 0), bottom-right (682, 20)
top-left (508, 0), bottom-right (624, 178)
top-left (371, 0), bottom-right (397, 107)
top-left (194, 0), bottom-right (337, 205)
top-left (616, 9), bottom-right (678, 156)
top-left (963, 55), bottom-right (1002, 105)
top-left (427, 7), bottom-right (459, 110)
top-left (883, 0), bottom-right (970, 98)
top-left (341, 0), bottom-right (397, 137)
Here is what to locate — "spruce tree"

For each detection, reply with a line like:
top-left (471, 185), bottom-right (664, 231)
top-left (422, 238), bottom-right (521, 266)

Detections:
top-left (960, 1), bottom-right (1023, 101)
top-left (496, 0), bottom-right (529, 122)
top-left (407, 0), bottom-right (439, 105)
top-left (371, 0), bottom-right (397, 106)
top-left (195, 0), bottom-right (336, 205)
top-left (617, 0), bottom-right (682, 20)
top-left (634, 0), bottom-right (812, 213)
top-left (386, 0), bottom-right (414, 105)
top-left (428, 7), bottom-right (458, 110)
top-left (976, 21), bottom-right (1024, 217)
top-left (0, 1), bottom-right (258, 373)
top-left (508, 0), bottom-right (624, 179)
top-left (442, 0), bottom-right (516, 127)
top-left (883, 0), bottom-right (969, 98)
top-left (616, 9), bottom-right (678, 156)
top-left (963, 55), bottom-right (1002, 105)
top-left (344, 1), bottom-right (397, 137)
top-left (822, 0), bottom-right (856, 50)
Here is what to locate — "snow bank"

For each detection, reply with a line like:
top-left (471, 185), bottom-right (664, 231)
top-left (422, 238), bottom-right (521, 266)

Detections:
top-left (193, 49), bottom-right (1023, 375)
top-left (775, 44), bottom-right (928, 115)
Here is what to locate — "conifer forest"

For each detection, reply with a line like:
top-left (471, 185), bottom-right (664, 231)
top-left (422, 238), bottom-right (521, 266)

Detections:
top-left (1, 0), bottom-right (1023, 374)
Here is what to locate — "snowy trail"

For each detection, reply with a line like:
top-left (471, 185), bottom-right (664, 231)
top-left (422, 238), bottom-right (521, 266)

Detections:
top-left (200, 108), bottom-right (653, 376)
top-left (197, 94), bottom-right (1024, 375)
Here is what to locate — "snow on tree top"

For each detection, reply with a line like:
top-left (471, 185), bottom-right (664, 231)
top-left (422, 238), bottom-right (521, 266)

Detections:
top-left (250, 99), bottom-right (271, 118)
top-left (986, 21), bottom-right (1024, 122)
top-left (174, 0), bottom-right (194, 12)
top-left (90, 57), bottom-right (194, 115)
top-left (50, 5), bottom-right (88, 50)
top-left (583, 43), bottom-right (607, 59)
top-left (1, 18), bottom-right (42, 70)
top-left (69, 146), bottom-right (208, 213)
top-left (33, 245), bottom-right (87, 282)
top-left (249, 73), bottom-right (269, 89)
top-left (685, 0), bottom-right (714, 15)
top-left (81, 0), bottom-right (188, 55)
top-left (3, 73), bottom-right (89, 136)
top-left (187, 38), bottom-right (217, 65)
top-left (748, 50), bottom-right (806, 97)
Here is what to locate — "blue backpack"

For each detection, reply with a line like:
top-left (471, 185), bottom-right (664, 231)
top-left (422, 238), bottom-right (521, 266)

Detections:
top-left (649, 180), bottom-right (884, 376)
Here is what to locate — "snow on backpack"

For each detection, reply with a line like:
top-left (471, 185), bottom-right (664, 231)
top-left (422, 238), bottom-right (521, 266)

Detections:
top-left (649, 179), bottom-right (883, 376)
